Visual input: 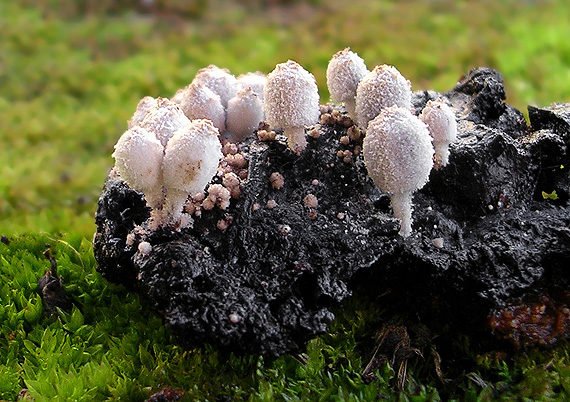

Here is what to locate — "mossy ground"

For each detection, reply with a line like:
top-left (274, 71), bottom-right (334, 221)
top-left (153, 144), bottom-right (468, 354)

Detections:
top-left (2, 1), bottom-right (570, 400)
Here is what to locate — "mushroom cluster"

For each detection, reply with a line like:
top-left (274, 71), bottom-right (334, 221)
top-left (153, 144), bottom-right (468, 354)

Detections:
top-left (113, 98), bottom-right (222, 228)
top-left (325, 51), bottom-right (459, 236)
top-left (174, 65), bottom-right (266, 143)
top-left (113, 51), bottom-right (458, 237)
top-left (326, 48), bottom-right (369, 120)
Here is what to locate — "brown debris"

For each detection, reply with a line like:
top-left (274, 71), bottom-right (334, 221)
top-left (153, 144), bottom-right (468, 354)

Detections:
top-left (489, 291), bottom-right (570, 348)
top-left (257, 129), bottom-right (278, 141)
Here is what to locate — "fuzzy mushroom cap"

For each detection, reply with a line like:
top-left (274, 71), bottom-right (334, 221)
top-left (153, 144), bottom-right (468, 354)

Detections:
top-left (356, 65), bottom-right (412, 129)
top-left (363, 105), bottom-right (434, 195)
top-left (419, 99), bottom-right (457, 145)
top-left (326, 48), bottom-right (368, 104)
top-left (263, 60), bottom-right (320, 130)
top-left (112, 126), bottom-right (164, 194)
top-left (179, 82), bottom-right (226, 133)
top-left (138, 97), bottom-right (190, 147)
top-left (128, 96), bottom-right (158, 129)
top-left (162, 119), bottom-right (223, 195)
top-left (170, 88), bottom-right (186, 104)
top-left (226, 88), bottom-right (264, 142)
top-left (237, 72), bottom-right (266, 101)
top-left (193, 65), bottom-right (238, 109)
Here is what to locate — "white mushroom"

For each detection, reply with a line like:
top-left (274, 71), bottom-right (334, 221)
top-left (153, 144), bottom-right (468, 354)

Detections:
top-left (355, 65), bottom-right (412, 129)
top-left (226, 88), bottom-right (264, 142)
top-left (138, 97), bottom-right (190, 147)
top-left (326, 48), bottom-right (368, 119)
top-left (128, 96), bottom-right (158, 129)
top-left (193, 65), bottom-right (238, 109)
top-left (179, 82), bottom-right (226, 134)
top-left (263, 60), bottom-right (320, 154)
top-left (237, 72), bottom-right (266, 101)
top-left (112, 126), bottom-right (165, 210)
top-left (170, 88), bottom-right (185, 105)
top-left (419, 99), bottom-right (458, 169)
top-left (363, 106), bottom-right (434, 237)
top-left (161, 119), bottom-right (223, 223)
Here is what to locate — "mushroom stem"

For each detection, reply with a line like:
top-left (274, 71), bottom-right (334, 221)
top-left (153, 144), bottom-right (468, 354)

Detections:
top-left (162, 188), bottom-right (189, 224)
top-left (344, 97), bottom-right (356, 119)
top-left (434, 141), bottom-right (450, 169)
top-left (391, 191), bottom-right (413, 238)
top-left (284, 126), bottom-right (307, 155)
top-left (143, 187), bottom-right (165, 211)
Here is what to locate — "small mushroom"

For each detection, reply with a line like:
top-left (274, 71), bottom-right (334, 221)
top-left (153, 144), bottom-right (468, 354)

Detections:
top-left (128, 96), bottom-right (158, 129)
top-left (237, 72), bottom-right (266, 101)
top-left (226, 87), bottom-right (264, 142)
top-left (179, 82), bottom-right (226, 134)
top-left (363, 106), bottom-right (434, 237)
top-left (356, 65), bottom-right (412, 129)
top-left (138, 97), bottom-right (190, 147)
top-left (193, 65), bottom-right (238, 109)
top-left (263, 60), bottom-right (320, 154)
top-left (326, 48), bottom-right (368, 120)
top-left (112, 126), bottom-right (165, 210)
top-left (419, 99), bottom-right (458, 169)
top-left (162, 119), bottom-right (223, 223)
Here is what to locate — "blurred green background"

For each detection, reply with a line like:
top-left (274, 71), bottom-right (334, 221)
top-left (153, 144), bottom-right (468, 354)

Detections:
top-left (1, 0), bottom-right (570, 239)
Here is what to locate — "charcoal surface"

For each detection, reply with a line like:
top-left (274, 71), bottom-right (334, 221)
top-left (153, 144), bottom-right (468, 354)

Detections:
top-left (94, 67), bottom-right (570, 356)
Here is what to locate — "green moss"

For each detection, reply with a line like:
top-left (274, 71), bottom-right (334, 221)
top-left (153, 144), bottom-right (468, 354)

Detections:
top-left (542, 190), bottom-right (559, 201)
top-left (3, 235), bottom-right (570, 400)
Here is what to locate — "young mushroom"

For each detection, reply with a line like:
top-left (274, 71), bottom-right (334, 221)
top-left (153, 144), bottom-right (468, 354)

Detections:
top-left (363, 106), bottom-right (434, 237)
top-left (263, 60), bottom-right (320, 154)
top-left (326, 48), bottom-right (368, 120)
top-left (237, 72), bottom-right (266, 101)
top-left (112, 126), bottom-right (165, 210)
top-left (193, 65), bottom-right (238, 109)
top-left (161, 119), bottom-right (223, 224)
top-left (179, 82), bottom-right (226, 134)
top-left (138, 97), bottom-right (190, 147)
top-left (419, 99), bottom-right (458, 169)
top-left (226, 87), bottom-right (264, 142)
top-left (355, 65), bottom-right (412, 129)
top-left (128, 96), bottom-right (158, 129)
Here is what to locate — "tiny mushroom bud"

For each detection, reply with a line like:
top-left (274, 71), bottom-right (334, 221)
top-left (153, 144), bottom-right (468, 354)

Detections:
top-left (138, 241), bottom-right (153, 255)
top-left (179, 82), bottom-right (226, 134)
top-left (303, 193), bottom-right (318, 208)
top-left (226, 88), bottom-right (264, 142)
top-left (112, 126), bottom-right (165, 210)
top-left (326, 48), bottom-right (369, 119)
top-left (161, 119), bottom-right (223, 223)
top-left (264, 60), bottom-right (320, 154)
top-left (138, 97), bottom-right (190, 147)
top-left (206, 183), bottom-right (231, 210)
top-left (363, 106), bottom-right (434, 237)
top-left (128, 96), bottom-right (158, 129)
top-left (193, 65), bottom-right (238, 109)
top-left (269, 172), bottom-right (285, 189)
top-left (356, 65), bottom-right (412, 129)
top-left (222, 172), bottom-right (241, 198)
top-left (419, 99), bottom-right (458, 169)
